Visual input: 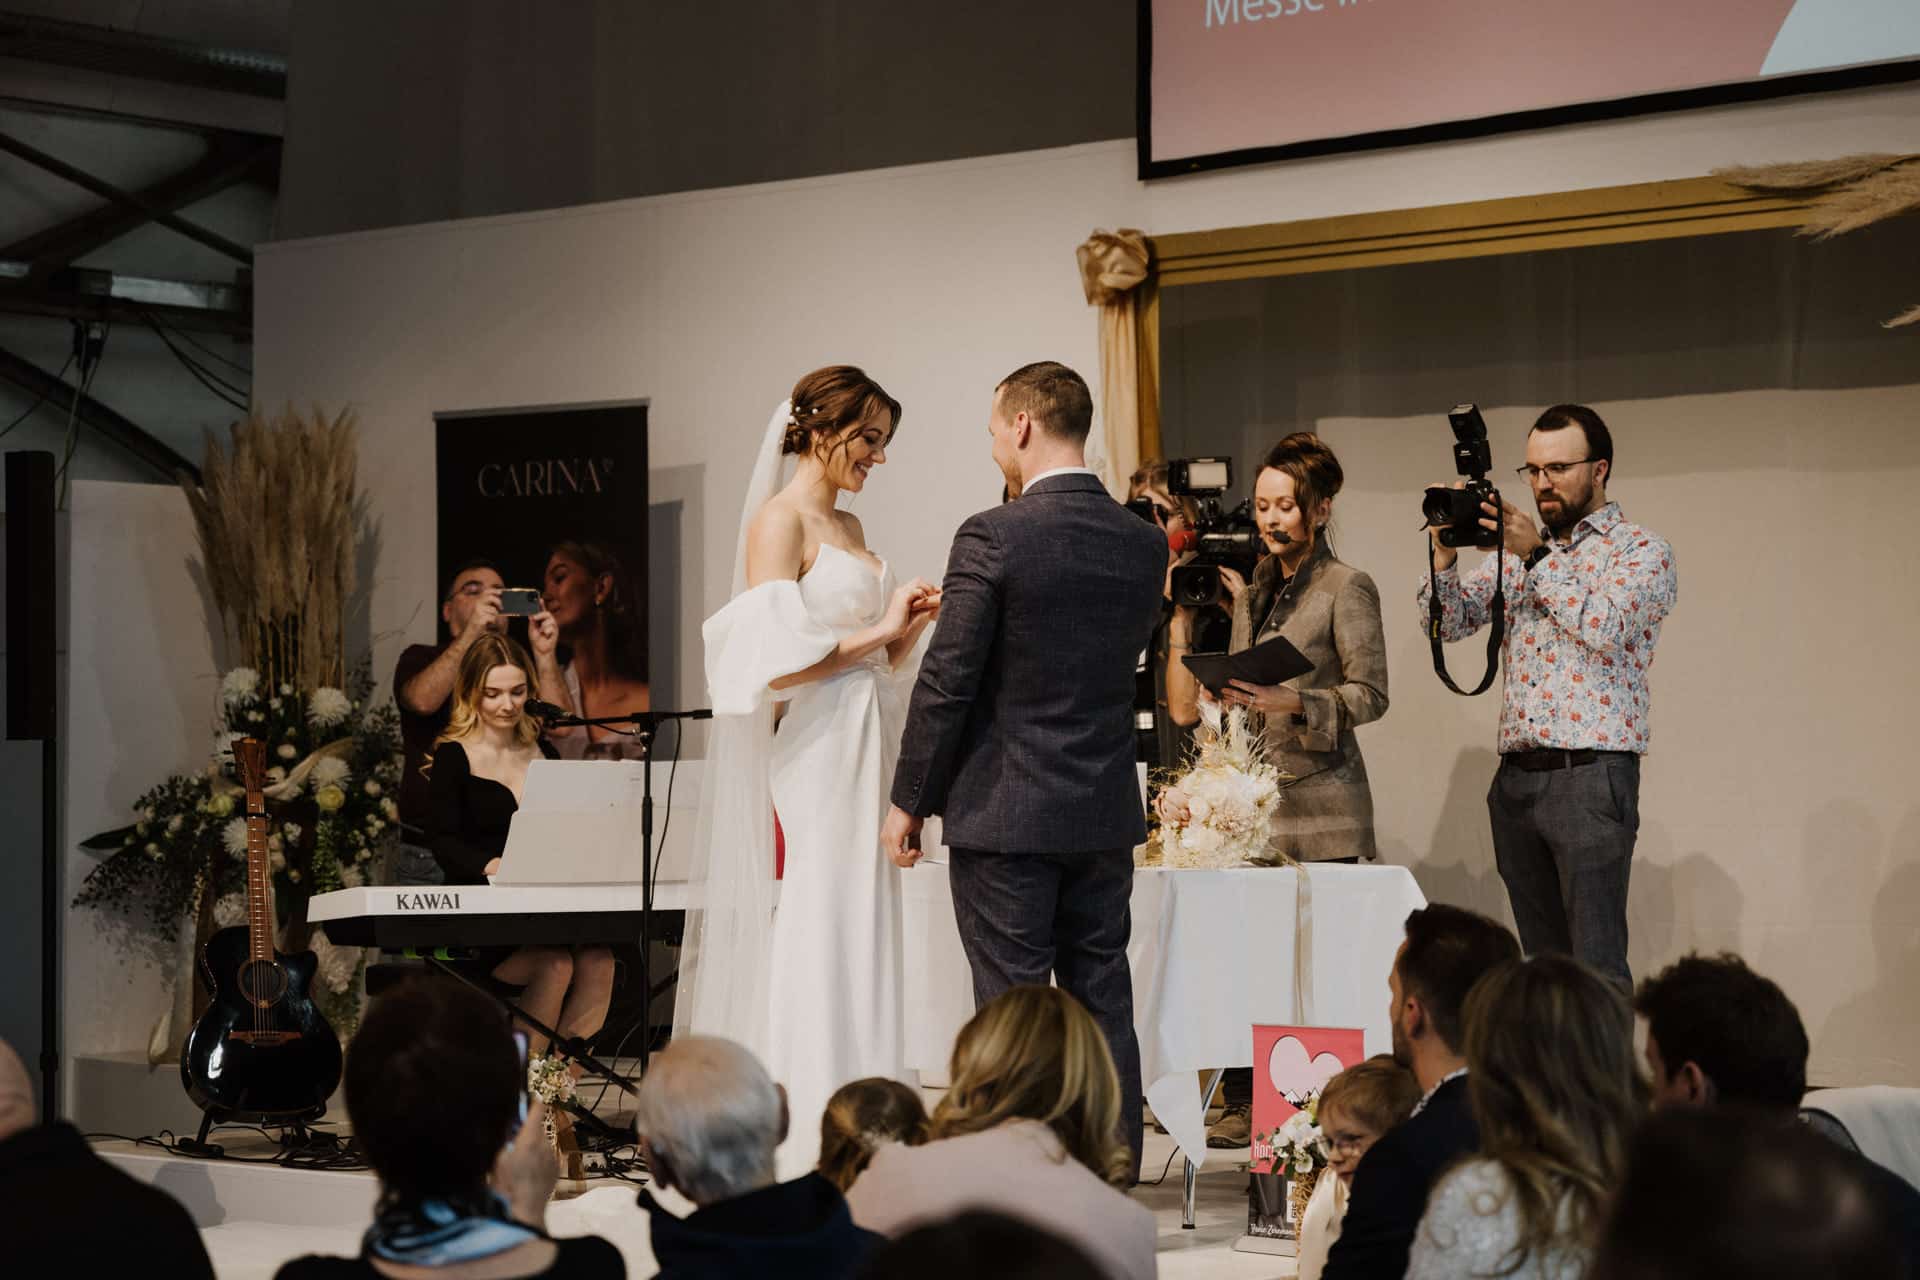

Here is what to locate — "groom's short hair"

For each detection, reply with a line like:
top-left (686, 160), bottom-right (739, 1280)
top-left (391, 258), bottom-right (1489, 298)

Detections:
top-left (997, 362), bottom-right (1093, 443)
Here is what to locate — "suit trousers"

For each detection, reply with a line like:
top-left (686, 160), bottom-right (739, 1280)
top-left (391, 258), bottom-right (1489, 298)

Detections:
top-left (1487, 752), bottom-right (1640, 988)
top-left (946, 847), bottom-right (1143, 1180)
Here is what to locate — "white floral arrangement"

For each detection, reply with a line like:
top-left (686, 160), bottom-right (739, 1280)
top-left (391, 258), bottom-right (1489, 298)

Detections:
top-left (529, 1054), bottom-right (577, 1106)
top-left (1252, 1090), bottom-right (1329, 1178)
top-left (1154, 702), bottom-right (1287, 869)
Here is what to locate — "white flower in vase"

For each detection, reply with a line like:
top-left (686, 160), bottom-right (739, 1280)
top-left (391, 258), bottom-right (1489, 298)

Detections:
top-left (221, 667), bottom-right (260, 708)
top-left (311, 757), bottom-right (351, 788)
top-left (308, 687), bottom-right (352, 729)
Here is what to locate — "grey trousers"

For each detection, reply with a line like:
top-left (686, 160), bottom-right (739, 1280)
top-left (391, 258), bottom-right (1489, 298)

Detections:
top-left (1487, 752), bottom-right (1641, 987)
top-left (947, 847), bottom-right (1144, 1182)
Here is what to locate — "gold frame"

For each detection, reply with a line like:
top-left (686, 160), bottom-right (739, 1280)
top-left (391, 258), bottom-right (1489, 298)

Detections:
top-left (1134, 176), bottom-right (1815, 451)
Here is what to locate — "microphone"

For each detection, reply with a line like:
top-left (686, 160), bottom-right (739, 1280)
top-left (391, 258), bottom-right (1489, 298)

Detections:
top-left (525, 699), bottom-right (569, 721)
top-left (1267, 530), bottom-right (1292, 545)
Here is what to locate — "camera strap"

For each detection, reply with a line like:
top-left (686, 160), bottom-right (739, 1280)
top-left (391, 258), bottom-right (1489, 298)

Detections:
top-left (1426, 506), bottom-right (1505, 696)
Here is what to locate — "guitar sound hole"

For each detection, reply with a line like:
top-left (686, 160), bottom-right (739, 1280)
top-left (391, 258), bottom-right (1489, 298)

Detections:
top-left (238, 959), bottom-right (290, 1008)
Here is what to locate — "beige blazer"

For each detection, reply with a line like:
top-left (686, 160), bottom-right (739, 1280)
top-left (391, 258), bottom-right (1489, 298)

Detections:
top-left (1229, 541), bottom-right (1389, 862)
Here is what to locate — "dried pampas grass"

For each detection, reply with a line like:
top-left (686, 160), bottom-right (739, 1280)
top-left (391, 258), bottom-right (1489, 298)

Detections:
top-left (1717, 153), bottom-right (1920, 327)
top-left (183, 407), bottom-right (359, 689)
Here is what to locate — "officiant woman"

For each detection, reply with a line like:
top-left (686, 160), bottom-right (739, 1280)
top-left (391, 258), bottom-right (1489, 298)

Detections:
top-left (1160, 432), bottom-right (1390, 1145)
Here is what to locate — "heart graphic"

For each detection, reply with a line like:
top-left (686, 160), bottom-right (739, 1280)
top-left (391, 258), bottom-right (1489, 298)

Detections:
top-left (1269, 1035), bottom-right (1344, 1096)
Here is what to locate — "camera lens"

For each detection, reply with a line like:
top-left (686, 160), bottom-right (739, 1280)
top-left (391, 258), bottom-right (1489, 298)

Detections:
top-left (1421, 487), bottom-right (1458, 527)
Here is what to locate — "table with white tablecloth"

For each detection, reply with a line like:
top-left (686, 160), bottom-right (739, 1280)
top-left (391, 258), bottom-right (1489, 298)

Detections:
top-left (901, 859), bottom-right (1429, 1170)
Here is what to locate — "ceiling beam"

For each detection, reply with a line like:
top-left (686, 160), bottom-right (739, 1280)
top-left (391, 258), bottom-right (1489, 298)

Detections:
top-left (0, 12), bottom-right (286, 101)
top-left (0, 343), bottom-right (201, 483)
top-left (0, 128), bottom-right (252, 264)
top-left (2, 136), bottom-right (278, 278)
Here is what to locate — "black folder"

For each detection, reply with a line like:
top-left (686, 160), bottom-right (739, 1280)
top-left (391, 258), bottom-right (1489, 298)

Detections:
top-left (1180, 633), bottom-right (1313, 695)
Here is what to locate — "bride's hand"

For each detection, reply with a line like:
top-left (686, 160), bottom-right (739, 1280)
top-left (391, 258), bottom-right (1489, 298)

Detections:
top-left (909, 588), bottom-right (942, 622)
top-left (883, 579), bottom-right (934, 639)
top-left (1155, 786), bottom-right (1191, 825)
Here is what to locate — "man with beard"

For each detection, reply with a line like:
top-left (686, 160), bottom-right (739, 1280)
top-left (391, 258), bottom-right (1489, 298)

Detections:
top-left (1321, 905), bottom-right (1519, 1280)
top-left (1419, 405), bottom-right (1677, 988)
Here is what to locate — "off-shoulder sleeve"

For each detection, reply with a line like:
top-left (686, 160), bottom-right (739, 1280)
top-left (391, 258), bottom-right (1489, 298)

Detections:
top-left (702, 579), bottom-right (840, 716)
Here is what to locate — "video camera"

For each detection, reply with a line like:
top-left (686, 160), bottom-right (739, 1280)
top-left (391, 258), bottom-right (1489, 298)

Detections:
top-left (1131, 457), bottom-right (1262, 609)
top-left (1420, 405), bottom-right (1501, 550)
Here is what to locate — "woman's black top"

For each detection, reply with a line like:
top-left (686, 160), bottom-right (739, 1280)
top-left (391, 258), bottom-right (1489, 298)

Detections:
top-left (275, 1236), bottom-right (624, 1280)
top-left (427, 738), bottom-right (558, 885)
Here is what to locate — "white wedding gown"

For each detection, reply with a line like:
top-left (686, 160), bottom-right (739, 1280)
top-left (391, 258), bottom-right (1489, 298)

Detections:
top-left (700, 541), bottom-right (912, 1176)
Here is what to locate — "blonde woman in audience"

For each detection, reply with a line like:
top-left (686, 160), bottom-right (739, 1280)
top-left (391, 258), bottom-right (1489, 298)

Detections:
top-left (818, 1077), bottom-right (930, 1193)
top-left (845, 986), bottom-right (1155, 1280)
top-left (1406, 953), bottom-right (1647, 1280)
top-left (1296, 1055), bottom-right (1422, 1280)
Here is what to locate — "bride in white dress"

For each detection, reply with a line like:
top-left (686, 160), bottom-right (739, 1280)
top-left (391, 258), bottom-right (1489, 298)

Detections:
top-left (677, 366), bottom-right (940, 1175)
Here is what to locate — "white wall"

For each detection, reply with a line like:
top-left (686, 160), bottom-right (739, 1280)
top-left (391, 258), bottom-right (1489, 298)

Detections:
top-left (60, 481), bottom-right (223, 1106)
top-left (251, 81), bottom-right (1920, 1085)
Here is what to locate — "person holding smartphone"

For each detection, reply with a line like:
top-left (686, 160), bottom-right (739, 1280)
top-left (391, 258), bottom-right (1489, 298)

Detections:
top-left (393, 559), bottom-right (573, 886)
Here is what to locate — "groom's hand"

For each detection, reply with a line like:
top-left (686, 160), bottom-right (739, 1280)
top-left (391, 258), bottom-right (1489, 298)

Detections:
top-left (882, 805), bottom-right (925, 868)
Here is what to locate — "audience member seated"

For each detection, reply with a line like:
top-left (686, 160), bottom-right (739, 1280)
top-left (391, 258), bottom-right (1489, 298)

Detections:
top-left (636, 1036), bottom-right (880, 1280)
top-left (846, 986), bottom-right (1155, 1280)
top-left (853, 1210), bottom-right (1107, 1280)
top-left (817, 1077), bottom-right (930, 1193)
top-left (1590, 1107), bottom-right (1907, 1280)
top-left (1634, 951), bottom-right (1920, 1262)
top-left (277, 980), bottom-right (623, 1280)
top-left (1407, 953), bottom-right (1646, 1280)
top-left (1322, 904), bottom-right (1521, 1280)
top-left (1297, 1056), bottom-right (1422, 1280)
top-left (0, 1037), bottom-right (214, 1277)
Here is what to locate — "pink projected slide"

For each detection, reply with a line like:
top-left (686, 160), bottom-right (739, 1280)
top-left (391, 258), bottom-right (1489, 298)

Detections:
top-left (1147, 0), bottom-right (1920, 169)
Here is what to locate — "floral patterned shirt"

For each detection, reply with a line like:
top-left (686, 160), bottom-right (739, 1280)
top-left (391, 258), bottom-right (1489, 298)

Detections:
top-left (1416, 502), bottom-right (1676, 754)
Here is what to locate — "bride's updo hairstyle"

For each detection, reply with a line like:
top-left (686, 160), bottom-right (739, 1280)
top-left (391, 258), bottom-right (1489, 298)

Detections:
top-left (783, 366), bottom-right (902, 459)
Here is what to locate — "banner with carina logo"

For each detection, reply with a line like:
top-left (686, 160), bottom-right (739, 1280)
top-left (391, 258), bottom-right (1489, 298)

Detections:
top-left (433, 401), bottom-right (650, 741)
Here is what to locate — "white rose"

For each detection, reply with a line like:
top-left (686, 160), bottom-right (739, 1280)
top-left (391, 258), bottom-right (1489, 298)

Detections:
top-left (211, 892), bottom-right (247, 928)
top-left (363, 779), bottom-right (382, 797)
top-left (340, 865), bottom-right (365, 889)
top-left (166, 814), bottom-right (183, 834)
top-left (279, 683), bottom-right (293, 696)
top-left (276, 742), bottom-right (298, 760)
top-left (380, 799), bottom-right (398, 821)
top-left (314, 784), bottom-right (347, 813)
top-left (282, 822), bottom-right (303, 842)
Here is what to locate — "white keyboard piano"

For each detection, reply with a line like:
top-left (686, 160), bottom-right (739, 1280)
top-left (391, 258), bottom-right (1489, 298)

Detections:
top-left (307, 882), bottom-right (690, 950)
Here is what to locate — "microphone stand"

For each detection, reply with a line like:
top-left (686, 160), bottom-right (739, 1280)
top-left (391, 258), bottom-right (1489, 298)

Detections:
top-left (534, 706), bottom-right (711, 1075)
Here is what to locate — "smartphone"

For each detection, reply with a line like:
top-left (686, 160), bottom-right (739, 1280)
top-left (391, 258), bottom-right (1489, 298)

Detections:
top-left (513, 1028), bottom-right (530, 1128)
top-left (499, 588), bottom-right (543, 616)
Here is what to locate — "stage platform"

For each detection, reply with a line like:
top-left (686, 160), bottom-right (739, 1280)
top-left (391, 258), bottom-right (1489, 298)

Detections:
top-left (89, 1078), bottom-right (1294, 1279)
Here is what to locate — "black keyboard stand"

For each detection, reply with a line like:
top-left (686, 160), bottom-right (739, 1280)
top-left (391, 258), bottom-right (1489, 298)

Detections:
top-left (419, 952), bottom-right (636, 1095)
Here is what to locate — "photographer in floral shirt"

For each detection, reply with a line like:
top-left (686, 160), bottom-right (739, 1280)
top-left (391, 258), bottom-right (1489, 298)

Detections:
top-left (1417, 405), bottom-right (1676, 988)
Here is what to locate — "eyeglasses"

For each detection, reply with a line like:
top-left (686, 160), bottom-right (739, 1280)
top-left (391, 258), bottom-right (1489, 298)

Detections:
top-left (1325, 1132), bottom-right (1374, 1157)
top-left (1514, 459), bottom-right (1596, 483)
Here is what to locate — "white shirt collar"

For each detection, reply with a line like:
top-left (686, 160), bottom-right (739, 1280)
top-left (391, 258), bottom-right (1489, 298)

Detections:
top-left (1023, 465), bottom-right (1099, 490)
top-left (1410, 1067), bottom-right (1468, 1117)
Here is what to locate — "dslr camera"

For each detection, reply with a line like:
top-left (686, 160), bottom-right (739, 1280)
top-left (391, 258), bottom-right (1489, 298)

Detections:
top-left (1154, 457), bottom-right (1262, 608)
top-left (1420, 404), bottom-right (1501, 550)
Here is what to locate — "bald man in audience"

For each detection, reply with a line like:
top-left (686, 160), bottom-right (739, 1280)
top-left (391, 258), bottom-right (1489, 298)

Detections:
top-left (0, 1038), bottom-right (214, 1275)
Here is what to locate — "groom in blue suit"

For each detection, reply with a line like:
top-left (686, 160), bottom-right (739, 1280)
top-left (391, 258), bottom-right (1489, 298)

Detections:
top-left (883, 361), bottom-right (1167, 1176)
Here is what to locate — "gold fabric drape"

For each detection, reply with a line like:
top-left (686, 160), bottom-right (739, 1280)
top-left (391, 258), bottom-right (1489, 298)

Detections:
top-left (1077, 228), bottom-right (1159, 495)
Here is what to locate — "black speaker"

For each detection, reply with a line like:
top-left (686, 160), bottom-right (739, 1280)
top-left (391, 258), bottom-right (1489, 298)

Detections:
top-left (6, 450), bottom-right (55, 741)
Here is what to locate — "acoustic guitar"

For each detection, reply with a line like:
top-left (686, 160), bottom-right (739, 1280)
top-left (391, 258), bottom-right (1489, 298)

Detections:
top-left (181, 736), bottom-right (343, 1124)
